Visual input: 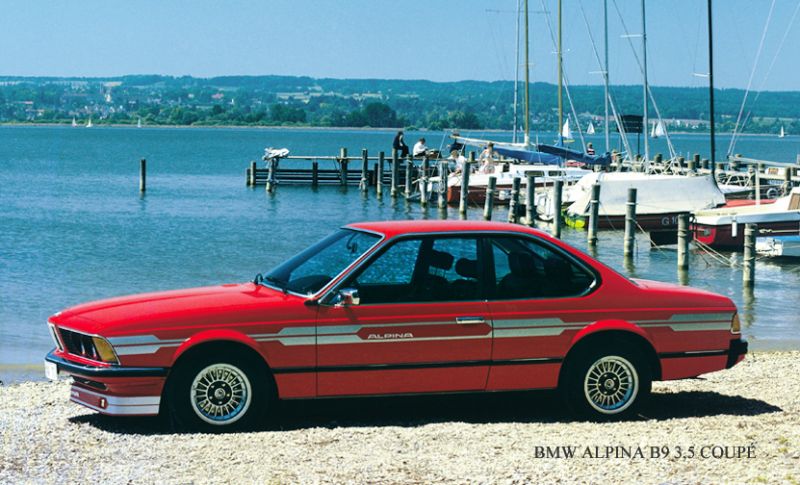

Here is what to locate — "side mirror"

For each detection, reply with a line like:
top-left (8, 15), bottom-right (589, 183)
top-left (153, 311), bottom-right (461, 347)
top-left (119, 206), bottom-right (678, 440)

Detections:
top-left (336, 288), bottom-right (360, 307)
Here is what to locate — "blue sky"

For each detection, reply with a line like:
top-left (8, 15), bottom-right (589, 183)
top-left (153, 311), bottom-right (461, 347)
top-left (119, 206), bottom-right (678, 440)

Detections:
top-left (2, 0), bottom-right (798, 90)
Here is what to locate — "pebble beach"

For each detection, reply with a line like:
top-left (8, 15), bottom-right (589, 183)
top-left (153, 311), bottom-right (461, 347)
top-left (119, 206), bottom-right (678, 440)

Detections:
top-left (1, 351), bottom-right (798, 484)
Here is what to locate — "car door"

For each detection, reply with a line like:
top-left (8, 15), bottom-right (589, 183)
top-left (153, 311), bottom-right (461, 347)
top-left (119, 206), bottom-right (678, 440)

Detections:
top-left (484, 235), bottom-right (598, 391)
top-left (315, 235), bottom-right (492, 397)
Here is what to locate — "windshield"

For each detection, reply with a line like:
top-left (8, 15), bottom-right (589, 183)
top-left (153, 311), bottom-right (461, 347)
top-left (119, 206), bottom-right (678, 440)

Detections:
top-left (263, 228), bottom-right (382, 295)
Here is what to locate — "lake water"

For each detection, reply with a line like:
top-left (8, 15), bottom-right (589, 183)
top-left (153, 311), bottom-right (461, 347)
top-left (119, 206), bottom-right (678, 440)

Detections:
top-left (1, 126), bottom-right (799, 376)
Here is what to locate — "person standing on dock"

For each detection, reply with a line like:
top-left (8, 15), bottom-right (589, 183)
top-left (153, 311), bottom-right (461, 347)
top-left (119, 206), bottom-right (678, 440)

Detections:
top-left (413, 138), bottom-right (428, 158)
top-left (393, 130), bottom-right (409, 158)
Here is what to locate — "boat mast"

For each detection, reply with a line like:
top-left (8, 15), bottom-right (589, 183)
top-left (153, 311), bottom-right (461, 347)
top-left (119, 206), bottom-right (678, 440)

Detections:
top-left (604, 0), bottom-right (610, 152)
top-left (641, 0), bottom-right (649, 163)
top-left (524, 0), bottom-right (531, 147)
top-left (513, 0), bottom-right (521, 144)
top-left (557, 0), bottom-right (563, 144)
top-left (708, 0), bottom-right (717, 180)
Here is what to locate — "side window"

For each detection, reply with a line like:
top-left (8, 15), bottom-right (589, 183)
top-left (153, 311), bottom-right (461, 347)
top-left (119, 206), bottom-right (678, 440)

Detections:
top-left (346, 236), bottom-right (482, 304)
top-left (490, 237), bottom-right (594, 299)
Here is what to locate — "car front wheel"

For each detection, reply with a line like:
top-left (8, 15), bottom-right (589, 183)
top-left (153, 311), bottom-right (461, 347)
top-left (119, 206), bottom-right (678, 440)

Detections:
top-left (168, 352), bottom-right (269, 431)
top-left (564, 347), bottom-right (651, 420)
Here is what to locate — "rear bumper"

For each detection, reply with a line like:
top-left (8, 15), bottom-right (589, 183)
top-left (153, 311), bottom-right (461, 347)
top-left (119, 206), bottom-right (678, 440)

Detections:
top-left (45, 350), bottom-right (166, 417)
top-left (726, 338), bottom-right (748, 369)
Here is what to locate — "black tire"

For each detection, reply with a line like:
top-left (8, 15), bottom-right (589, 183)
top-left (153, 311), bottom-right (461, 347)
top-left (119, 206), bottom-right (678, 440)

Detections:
top-left (166, 350), bottom-right (271, 432)
top-left (562, 345), bottom-right (651, 420)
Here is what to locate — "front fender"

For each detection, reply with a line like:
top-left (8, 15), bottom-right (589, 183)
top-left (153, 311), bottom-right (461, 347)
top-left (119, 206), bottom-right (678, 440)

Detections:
top-left (171, 329), bottom-right (265, 363)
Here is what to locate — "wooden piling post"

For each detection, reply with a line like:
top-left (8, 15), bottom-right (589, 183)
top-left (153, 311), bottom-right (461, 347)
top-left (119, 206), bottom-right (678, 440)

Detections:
top-left (508, 177), bottom-right (521, 224)
top-left (438, 160), bottom-right (448, 209)
top-left (360, 149), bottom-right (368, 192)
top-left (459, 154), bottom-right (473, 219)
top-left (420, 157), bottom-right (429, 207)
top-left (339, 148), bottom-right (348, 186)
top-left (484, 176), bottom-right (496, 221)
top-left (266, 157), bottom-right (276, 193)
top-left (701, 158), bottom-right (709, 170)
top-left (687, 158), bottom-right (696, 173)
top-left (693, 153), bottom-right (700, 167)
top-left (552, 179), bottom-right (563, 239)
top-left (588, 183), bottom-right (601, 246)
top-left (525, 175), bottom-right (536, 226)
top-left (677, 213), bottom-right (690, 269)
top-left (139, 158), bottom-right (146, 192)
top-left (391, 150), bottom-right (399, 198)
top-left (743, 224), bottom-right (757, 286)
top-left (376, 151), bottom-right (384, 196)
top-left (311, 161), bottom-right (319, 187)
top-left (404, 157), bottom-right (413, 199)
top-left (624, 188), bottom-right (637, 258)
top-left (249, 160), bottom-right (256, 186)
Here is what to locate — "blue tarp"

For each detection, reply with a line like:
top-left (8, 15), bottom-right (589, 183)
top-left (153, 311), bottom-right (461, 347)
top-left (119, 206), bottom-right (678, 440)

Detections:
top-left (494, 147), bottom-right (563, 164)
top-left (494, 145), bottom-right (611, 166)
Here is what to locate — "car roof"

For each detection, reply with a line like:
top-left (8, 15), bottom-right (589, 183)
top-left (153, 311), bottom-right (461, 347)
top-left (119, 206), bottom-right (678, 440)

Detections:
top-left (346, 220), bottom-right (545, 239)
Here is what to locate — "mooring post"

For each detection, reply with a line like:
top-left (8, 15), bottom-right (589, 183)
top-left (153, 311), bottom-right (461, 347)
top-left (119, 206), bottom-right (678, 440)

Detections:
top-left (784, 167), bottom-right (792, 196)
top-left (404, 157), bottom-right (413, 199)
top-left (339, 148), bottom-right (348, 186)
top-left (484, 176), bottom-right (496, 221)
top-left (420, 157), bottom-right (429, 207)
top-left (552, 179), bottom-right (563, 239)
top-left (311, 161), bottom-right (319, 187)
top-left (438, 160), bottom-right (448, 209)
top-left (360, 149), bottom-right (368, 192)
top-left (508, 177), bottom-right (521, 224)
top-left (677, 213), bottom-right (690, 270)
top-left (701, 159), bottom-right (709, 170)
top-left (266, 157), bottom-right (276, 193)
top-left (139, 158), bottom-right (146, 192)
top-left (743, 224), bottom-right (757, 286)
top-left (525, 175), bottom-right (536, 226)
top-left (624, 188), bottom-right (637, 258)
top-left (588, 183), bottom-right (601, 246)
top-left (249, 160), bottom-right (256, 186)
top-left (459, 155), bottom-right (473, 219)
top-left (693, 153), bottom-right (700, 169)
top-left (376, 151), bottom-right (384, 196)
top-left (391, 150), bottom-right (399, 198)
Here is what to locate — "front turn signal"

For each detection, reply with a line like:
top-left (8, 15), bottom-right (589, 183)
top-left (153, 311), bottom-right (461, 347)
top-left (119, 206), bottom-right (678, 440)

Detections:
top-left (731, 313), bottom-right (741, 334)
top-left (92, 337), bottom-right (119, 364)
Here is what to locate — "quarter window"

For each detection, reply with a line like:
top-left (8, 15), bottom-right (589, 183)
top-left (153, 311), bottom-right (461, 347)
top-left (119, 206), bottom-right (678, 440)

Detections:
top-left (489, 237), bottom-right (594, 299)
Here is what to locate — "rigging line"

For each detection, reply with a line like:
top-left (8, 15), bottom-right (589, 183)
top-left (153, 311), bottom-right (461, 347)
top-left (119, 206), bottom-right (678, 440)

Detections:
top-left (610, 0), bottom-right (677, 162)
top-left (726, 0), bottom-right (777, 157)
top-left (538, 0), bottom-right (587, 152)
top-left (731, 0), bottom-right (800, 151)
top-left (577, 0), bottom-right (635, 161)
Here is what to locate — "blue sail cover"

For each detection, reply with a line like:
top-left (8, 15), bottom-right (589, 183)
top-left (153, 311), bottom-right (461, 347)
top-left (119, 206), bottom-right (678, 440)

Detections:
top-left (536, 144), bottom-right (612, 166)
top-left (494, 147), bottom-right (563, 164)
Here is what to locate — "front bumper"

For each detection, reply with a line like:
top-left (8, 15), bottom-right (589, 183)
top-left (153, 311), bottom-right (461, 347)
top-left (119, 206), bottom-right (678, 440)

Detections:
top-left (45, 350), bottom-right (166, 416)
top-left (726, 338), bottom-right (748, 369)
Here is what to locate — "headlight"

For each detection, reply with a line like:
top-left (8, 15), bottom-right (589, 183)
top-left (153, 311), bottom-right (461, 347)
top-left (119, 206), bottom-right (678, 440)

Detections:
top-left (731, 313), bottom-right (741, 334)
top-left (92, 337), bottom-right (119, 364)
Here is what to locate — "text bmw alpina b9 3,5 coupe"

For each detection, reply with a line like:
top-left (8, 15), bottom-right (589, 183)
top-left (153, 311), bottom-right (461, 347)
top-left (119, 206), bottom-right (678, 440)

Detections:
top-left (45, 220), bottom-right (747, 429)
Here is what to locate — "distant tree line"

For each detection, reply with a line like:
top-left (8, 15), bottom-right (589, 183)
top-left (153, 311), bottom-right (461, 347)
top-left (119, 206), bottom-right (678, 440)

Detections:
top-left (0, 75), bottom-right (798, 135)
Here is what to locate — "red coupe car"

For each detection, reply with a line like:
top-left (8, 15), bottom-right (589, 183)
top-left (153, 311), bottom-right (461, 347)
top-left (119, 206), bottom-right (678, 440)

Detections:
top-left (45, 220), bottom-right (747, 429)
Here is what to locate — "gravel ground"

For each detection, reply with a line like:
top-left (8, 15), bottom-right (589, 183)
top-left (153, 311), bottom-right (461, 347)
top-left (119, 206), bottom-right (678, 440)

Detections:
top-left (1, 351), bottom-right (798, 484)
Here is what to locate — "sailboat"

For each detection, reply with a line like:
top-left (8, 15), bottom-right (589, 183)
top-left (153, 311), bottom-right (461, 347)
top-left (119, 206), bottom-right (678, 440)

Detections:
top-left (779, 126), bottom-right (785, 138)
top-left (560, 119), bottom-right (574, 142)
top-left (586, 121), bottom-right (595, 135)
top-left (650, 120), bottom-right (666, 138)
top-left (137, 117), bottom-right (143, 128)
top-left (85, 118), bottom-right (93, 128)
top-left (71, 117), bottom-right (77, 127)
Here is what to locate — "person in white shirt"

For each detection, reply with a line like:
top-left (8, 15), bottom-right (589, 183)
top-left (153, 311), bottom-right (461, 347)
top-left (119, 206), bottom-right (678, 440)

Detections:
top-left (449, 150), bottom-right (467, 173)
top-left (412, 138), bottom-right (428, 157)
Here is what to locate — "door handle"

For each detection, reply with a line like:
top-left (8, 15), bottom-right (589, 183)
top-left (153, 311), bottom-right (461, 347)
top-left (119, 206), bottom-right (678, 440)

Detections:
top-left (456, 316), bottom-right (485, 325)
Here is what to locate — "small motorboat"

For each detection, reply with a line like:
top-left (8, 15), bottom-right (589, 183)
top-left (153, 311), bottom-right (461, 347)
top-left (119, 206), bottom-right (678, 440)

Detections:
top-left (756, 235), bottom-right (800, 258)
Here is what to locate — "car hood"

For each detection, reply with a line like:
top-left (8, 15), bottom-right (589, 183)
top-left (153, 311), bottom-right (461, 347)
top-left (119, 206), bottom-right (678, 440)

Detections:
top-left (50, 283), bottom-right (304, 336)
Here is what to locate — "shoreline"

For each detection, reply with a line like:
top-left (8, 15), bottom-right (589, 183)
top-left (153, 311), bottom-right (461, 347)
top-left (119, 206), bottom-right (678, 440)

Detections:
top-left (0, 122), bottom-right (792, 136)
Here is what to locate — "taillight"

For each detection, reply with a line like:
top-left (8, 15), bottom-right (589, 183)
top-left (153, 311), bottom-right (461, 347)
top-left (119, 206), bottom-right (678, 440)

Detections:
top-left (731, 313), bottom-right (741, 334)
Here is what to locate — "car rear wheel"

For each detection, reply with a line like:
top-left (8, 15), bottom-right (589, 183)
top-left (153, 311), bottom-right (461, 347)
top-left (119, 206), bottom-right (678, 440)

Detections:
top-left (564, 347), bottom-right (651, 420)
top-left (167, 352), bottom-right (270, 431)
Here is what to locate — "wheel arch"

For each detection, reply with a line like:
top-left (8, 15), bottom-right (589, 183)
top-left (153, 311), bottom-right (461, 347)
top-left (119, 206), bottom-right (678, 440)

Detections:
top-left (559, 322), bottom-right (662, 388)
